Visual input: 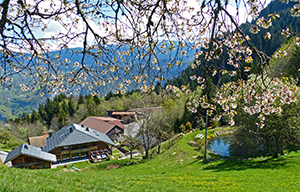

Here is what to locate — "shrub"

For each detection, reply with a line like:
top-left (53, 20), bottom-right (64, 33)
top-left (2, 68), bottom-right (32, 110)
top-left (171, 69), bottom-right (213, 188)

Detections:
top-left (5, 139), bottom-right (21, 149)
top-left (179, 124), bottom-right (186, 133)
top-left (185, 122), bottom-right (192, 132)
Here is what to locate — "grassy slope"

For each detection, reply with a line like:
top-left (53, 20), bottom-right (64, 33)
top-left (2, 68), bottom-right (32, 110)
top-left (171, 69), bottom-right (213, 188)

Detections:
top-left (1, 128), bottom-right (300, 191)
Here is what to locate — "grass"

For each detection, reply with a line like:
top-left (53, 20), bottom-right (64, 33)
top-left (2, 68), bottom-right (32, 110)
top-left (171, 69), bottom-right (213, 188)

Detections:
top-left (1, 127), bottom-right (300, 191)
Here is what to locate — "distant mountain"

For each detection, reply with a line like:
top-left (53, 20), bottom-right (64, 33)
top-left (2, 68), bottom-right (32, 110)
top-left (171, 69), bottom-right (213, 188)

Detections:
top-left (0, 41), bottom-right (196, 121)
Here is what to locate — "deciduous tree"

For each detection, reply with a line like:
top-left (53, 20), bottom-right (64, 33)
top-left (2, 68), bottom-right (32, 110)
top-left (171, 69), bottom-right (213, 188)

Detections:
top-left (123, 135), bottom-right (140, 159)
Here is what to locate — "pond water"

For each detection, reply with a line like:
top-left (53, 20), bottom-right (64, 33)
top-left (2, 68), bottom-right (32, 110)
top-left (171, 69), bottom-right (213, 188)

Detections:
top-left (207, 136), bottom-right (233, 157)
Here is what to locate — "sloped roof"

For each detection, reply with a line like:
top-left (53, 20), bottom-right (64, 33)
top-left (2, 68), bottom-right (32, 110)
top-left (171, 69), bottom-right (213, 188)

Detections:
top-left (112, 111), bottom-right (136, 115)
top-left (4, 144), bottom-right (56, 164)
top-left (28, 133), bottom-right (49, 148)
top-left (42, 124), bottom-right (115, 153)
top-left (90, 116), bottom-right (125, 129)
top-left (80, 116), bottom-right (125, 131)
top-left (93, 117), bottom-right (121, 121)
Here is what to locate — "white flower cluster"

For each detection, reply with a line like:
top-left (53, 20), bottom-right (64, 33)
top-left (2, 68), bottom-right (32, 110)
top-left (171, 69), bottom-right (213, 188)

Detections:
top-left (256, 17), bottom-right (272, 29)
top-left (190, 75), bottom-right (206, 89)
top-left (187, 77), bottom-right (297, 129)
top-left (247, 0), bottom-right (260, 18)
top-left (274, 50), bottom-right (287, 58)
top-left (242, 78), bottom-right (297, 128)
top-left (295, 37), bottom-right (300, 47)
top-left (20, 84), bottom-right (29, 92)
top-left (249, 25), bottom-right (260, 34)
top-left (166, 84), bottom-right (179, 93)
top-left (281, 28), bottom-right (291, 37)
top-left (291, 3), bottom-right (300, 17)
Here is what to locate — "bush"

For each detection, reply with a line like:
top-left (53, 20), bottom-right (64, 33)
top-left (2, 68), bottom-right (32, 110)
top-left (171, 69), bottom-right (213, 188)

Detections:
top-left (185, 122), bottom-right (192, 132)
top-left (179, 124), bottom-right (186, 133)
top-left (5, 139), bottom-right (21, 149)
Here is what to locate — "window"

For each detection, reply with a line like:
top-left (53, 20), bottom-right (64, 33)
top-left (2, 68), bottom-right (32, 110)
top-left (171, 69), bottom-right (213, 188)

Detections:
top-left (80, 143), bottom-right (88, 148)
top-left (71, 145), bottom-right (79, 150)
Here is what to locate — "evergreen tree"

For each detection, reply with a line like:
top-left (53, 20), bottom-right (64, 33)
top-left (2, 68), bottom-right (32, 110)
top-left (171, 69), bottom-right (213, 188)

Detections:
top-left (105, 91), bottom-right (114, 100)
top-left (68, 96), bottom-right (76, 117)
top-left (93, 95), bottom-right (101, 105)
top-left (58, 107), bottom-right (67, 126)
top-left (38, 104), bottom-right (47, 121)
top-left (61, 101), bottom-right (69, 115)
top-left (30, 109), bottom-right (39, 123)
top-left (78, 95), bottom-right (85, 105)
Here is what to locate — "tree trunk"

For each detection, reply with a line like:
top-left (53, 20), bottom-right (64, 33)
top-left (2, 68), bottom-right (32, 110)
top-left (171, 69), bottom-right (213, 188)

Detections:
top-left (273, 152), bottom-right (278, 158)
top-left (130, 150), bottom-right (133, 159)
top-left (145, 149), bottom-right (149, 158)
top-left (168, 126), bottom-right (171, 148)
top-left (158, 143), bottom-right (161, 154)
top-left (272, 136), bottom-right (279, 158)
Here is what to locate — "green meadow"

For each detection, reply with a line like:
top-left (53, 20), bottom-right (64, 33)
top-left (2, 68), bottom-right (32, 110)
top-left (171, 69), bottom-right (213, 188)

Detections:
top-left (1, 128), bottom-right (300, 192)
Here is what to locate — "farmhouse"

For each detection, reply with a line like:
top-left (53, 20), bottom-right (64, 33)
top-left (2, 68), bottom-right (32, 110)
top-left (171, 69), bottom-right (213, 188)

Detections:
top-left (4, 143), bottom-right (56, 169)
top-left (80, 116), bottom-right (125, 142)
top-left (42, 124), bottom-right (115, 163)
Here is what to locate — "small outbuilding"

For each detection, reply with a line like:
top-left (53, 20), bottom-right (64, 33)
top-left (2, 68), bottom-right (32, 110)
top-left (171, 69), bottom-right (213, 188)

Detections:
top-left (107, 111), bottom-right (138, 123)
top-left (4, 143), bottom-right (57, 169)
top-left (28, 131), bottom-right (49, 148)
top-left (80, 116), bottom-right (125, 142)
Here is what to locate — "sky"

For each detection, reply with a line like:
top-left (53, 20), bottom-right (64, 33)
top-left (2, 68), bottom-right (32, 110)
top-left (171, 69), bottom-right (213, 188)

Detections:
top-left (11, 0), bottom-right (273, 51)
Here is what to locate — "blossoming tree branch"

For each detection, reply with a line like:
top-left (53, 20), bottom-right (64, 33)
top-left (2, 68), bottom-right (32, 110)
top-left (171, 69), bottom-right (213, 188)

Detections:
top-left (0, 0), bottom-right (299, 127)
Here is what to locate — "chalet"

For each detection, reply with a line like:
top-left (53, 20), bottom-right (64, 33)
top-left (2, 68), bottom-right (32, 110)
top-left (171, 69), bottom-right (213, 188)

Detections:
top-left (4, 144), bottom-right (56, 169)
top-left (80, 116), bottom-right (125, 142)
top-left (28, 131), bottom-right (49, 148)
top-left (107, 111), bottom-right (138, 123)
top-left (42, 124), bottom-right (115, 163)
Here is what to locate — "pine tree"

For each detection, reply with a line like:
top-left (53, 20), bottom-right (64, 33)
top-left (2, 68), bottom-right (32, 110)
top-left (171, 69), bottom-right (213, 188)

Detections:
top-left (68, 96), bottom-right (76, 117)
top-left (30, 109), bottom-right (38, 123)
top-left (78, 95), bottom-right (85, 106)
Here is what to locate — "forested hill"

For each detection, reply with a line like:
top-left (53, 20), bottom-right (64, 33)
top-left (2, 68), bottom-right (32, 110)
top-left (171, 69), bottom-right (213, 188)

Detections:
top-left (244, 1), bottom-right (299, 57)
top-left (168, 1), bottom-right (300, 89)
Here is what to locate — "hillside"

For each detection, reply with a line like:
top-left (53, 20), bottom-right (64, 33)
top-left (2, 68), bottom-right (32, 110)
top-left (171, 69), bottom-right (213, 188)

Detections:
top-left (1, 128), bottom-right (300, 191)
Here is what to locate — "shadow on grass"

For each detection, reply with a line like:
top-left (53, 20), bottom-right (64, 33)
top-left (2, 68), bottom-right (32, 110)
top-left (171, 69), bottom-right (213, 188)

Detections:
top-left (200, 156), bottom-right (295, 172)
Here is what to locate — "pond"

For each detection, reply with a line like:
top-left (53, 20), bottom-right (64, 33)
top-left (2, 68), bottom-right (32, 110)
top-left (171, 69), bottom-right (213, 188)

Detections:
top-left (207, 136), bottom-right (234, 157)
